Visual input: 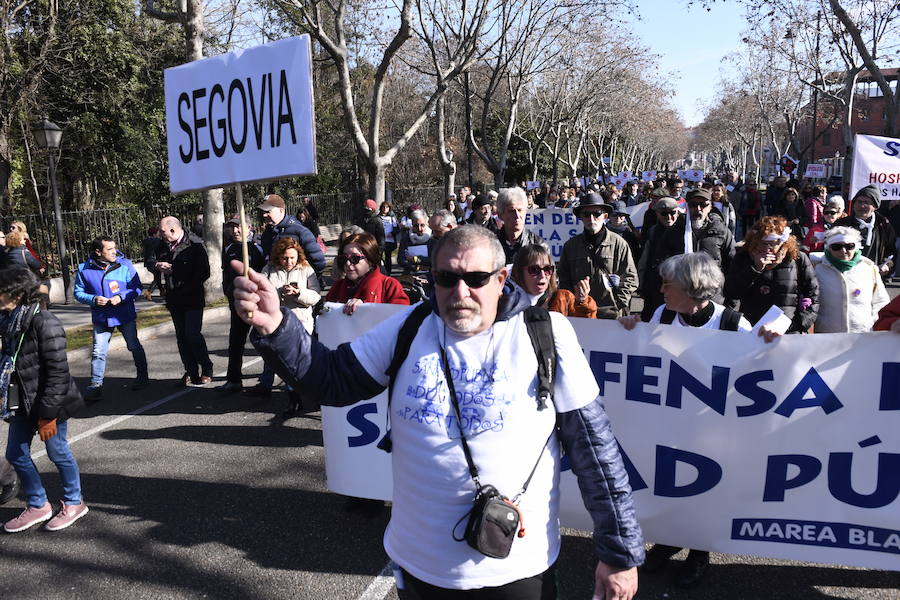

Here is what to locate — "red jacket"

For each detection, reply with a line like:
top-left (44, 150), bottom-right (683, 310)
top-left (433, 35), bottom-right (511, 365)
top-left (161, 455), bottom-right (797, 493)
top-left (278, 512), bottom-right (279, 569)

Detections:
top-left (873, 295), bottom-right (900, 331)
top-left (325, 268), bottom-right (410, 306)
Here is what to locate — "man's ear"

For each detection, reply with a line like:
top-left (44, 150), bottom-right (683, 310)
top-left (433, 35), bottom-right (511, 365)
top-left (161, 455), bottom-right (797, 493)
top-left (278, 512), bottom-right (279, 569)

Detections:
top-left (497, 267), bottom-right (509, 289)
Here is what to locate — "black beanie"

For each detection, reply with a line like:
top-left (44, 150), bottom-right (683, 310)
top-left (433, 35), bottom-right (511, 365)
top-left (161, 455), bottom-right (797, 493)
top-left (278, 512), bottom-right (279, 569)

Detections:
top-left (853, 184), bottom-right (881, 208)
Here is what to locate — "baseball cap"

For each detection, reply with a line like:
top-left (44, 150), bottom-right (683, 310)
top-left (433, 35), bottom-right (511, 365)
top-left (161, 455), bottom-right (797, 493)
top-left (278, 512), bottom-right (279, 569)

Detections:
top-left (258, 194), bottom-right (286, 211)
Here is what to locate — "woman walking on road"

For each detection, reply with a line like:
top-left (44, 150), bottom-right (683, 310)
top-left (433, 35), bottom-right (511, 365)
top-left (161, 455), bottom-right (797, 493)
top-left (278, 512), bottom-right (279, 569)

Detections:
top-left (0, 267), bottom-right (87, 532)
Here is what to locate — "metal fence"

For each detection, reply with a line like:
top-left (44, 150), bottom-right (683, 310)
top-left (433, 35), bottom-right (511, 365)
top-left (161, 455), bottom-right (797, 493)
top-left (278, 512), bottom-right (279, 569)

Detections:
top-left (1, 185), bottom-right (471, 277)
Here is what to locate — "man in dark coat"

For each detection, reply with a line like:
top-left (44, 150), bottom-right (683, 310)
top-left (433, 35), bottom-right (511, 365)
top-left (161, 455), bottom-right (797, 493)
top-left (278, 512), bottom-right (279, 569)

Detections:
top-left (834, 185), bottom-right (896, 276)
top-left (218, 216), bottom-right (266, 393)
top-left (148, 216), bottom-right (213, 386)
top-left (637, 198), bottom-right (681, 320)
top-left (258, 194), bottom-right (326, 275)
top-left (660, 188), bottom-right (735, 278)
top-left (495, 187), bottom-right (547, 265)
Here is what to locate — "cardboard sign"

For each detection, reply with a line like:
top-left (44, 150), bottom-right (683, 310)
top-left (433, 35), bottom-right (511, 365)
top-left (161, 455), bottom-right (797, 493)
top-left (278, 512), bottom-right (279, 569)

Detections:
top-left (805, 164), bottom-right (827, 178)
top-left (164, 35), bottom-right (317, 194)
top-left (850, 133), bottom-right (900, 201)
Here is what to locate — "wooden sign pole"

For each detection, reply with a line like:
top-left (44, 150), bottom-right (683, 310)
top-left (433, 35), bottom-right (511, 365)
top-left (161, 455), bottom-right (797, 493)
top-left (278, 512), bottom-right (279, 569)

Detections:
top-left (235, 182), bottom-right (252, 319)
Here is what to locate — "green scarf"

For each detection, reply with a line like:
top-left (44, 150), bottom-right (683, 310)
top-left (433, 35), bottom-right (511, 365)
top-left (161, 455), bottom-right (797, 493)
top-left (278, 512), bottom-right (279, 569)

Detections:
top-left (825, 249), bottom-right (862, 273)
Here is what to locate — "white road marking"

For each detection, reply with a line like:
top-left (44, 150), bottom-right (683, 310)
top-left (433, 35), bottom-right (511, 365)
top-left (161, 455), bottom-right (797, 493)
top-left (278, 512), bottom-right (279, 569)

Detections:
top-left (30, 357), bottom-right (263, 460)
top-left (356, 562), bottom-right (395, 600)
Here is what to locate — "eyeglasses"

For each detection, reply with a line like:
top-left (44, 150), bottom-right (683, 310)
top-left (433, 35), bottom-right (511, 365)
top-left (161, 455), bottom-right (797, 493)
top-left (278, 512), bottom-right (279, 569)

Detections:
top-left (526, 264), bottom-right (555, 277)
top-left (829, 243), bottom-right (856, 252)
top-left (823, 210), bottom-right (839, 216)
top-left (658, 210), bottom-right (677, 217)
top-left (688, 201), bottom-right (710, 209)
top-left (336, 254), bottom-right (366, 267)
top-left (433, 269), bottom-right (498, 289)
top-left (580, 210), bottom-right (607, 219)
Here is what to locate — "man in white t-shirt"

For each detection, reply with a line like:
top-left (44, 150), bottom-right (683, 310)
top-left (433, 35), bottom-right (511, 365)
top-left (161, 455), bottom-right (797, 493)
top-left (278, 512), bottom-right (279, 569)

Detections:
top-left (231, 225), bottom-right (644, 599)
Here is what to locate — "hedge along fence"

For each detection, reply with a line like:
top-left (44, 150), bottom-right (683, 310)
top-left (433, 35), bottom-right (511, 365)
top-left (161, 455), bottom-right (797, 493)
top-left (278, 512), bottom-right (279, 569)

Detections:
top-left (0, 185), bottom-right (482, 277)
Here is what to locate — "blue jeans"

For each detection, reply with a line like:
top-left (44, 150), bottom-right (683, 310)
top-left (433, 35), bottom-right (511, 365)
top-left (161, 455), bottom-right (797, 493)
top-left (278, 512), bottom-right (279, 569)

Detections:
top-left (170, 308), bottom-right (213, 380)
top-left (5, 416), bottom-right (82, 507)
top-left (91, 320), bottom-right (148, 386)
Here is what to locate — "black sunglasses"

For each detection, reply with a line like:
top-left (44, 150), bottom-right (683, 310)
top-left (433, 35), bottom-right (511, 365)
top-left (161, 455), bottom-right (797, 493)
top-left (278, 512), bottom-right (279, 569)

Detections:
top-left (526, 264), bottom-right (555, 276)
top-left (823, 210), bottom-right (839, 216)
top-left (658, 210), bottom-right (677, 217)
top-left (433, 270), bottom-right (498, 288)
top-left (829, 243), bottom-right (856, 252)
top-left (336, 254), bottom-right (366, 267)
top-left (688, 201), bottom-right (710, 209)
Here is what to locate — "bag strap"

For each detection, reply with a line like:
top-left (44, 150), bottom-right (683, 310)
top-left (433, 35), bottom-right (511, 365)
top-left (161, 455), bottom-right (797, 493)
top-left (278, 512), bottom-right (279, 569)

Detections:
top-left (440, 344), bottom-right (482, 486)
top-left (659, 307), bottom-right (677, 324)
top-left (719, 307), bottom-right (743, 331)
top-left (523, 306), bottom-right (555, 410)
top-left (377, 302), bottom-right (433, 453)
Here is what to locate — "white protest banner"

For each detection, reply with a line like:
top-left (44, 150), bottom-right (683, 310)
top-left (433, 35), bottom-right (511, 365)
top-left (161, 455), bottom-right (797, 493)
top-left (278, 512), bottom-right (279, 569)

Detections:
top-left (526, 180), bottom-right (541, 190)
top-left (610, 176), bottom-right (626, 188)
top-left (850, 133), bottom-right (900, 202)
top-left (684, 169), bottom-right (704, 182)
top-left (624, 202), bottom-right (649, 231)
top-left (641, 170), bottom-right (657, 182)
top-left (805, 164), bottom-right (827, 179)
top-left (782, 153), bottom-right (799, 175)
top-left (524, 208), bottom-right (582, 261)
top-left (618, 171), bottom-right (633, 180)
top-left (318, 306), bottom-right (900, 571)
top-left (164, 35), bottom-right (317, 194)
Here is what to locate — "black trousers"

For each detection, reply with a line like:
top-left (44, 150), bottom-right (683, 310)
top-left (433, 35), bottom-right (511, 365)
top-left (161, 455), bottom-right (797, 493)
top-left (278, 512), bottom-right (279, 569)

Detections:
top-left (226, 301), bottom-right (252, 384)
top-left (169, 307), bottom-right (213, 379)
top-left (397, 562), bottom-right (558, 600)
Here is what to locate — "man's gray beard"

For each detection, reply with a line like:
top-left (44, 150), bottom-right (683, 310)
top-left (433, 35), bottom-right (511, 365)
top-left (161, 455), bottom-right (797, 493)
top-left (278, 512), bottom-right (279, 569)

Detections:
top-left (691, 217), bottom-right (706, 230)
top-left (445, 301), bottom-right (482, 334)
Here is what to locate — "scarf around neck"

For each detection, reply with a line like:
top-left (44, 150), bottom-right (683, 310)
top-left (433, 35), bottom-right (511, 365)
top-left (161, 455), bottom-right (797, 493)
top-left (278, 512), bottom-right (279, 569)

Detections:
top-left (825, 249), bottom-right (862, 273)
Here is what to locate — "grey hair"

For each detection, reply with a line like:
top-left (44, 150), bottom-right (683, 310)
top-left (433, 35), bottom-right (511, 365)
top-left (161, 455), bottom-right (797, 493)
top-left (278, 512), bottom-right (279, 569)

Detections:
top-left (430, 209), bottom-right (455, 228)
top-left (341, 225), bottom-right (364, 237)
top-left (496, 187), bottom-right (527, 213)
top-left (432, 224), bottom-right (505, 272)
top-left (823, 225), bottom-right (861, 245)
top-left (658, 253), bottom-right (724, 302)
top-left (410, 209), bottom-right (428, 223)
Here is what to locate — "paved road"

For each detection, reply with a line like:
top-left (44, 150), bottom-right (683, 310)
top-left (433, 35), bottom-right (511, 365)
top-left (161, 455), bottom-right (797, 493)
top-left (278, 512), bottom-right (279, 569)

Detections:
top-left (0, 309), bottom-right (897, 599)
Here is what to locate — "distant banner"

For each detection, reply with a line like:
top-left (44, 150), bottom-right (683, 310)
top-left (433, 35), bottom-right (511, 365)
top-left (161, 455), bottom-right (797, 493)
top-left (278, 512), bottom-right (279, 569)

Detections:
top-left (641, 170), bottom-right (657, 182)
top-left (850, 133), bottom-right (900, 202)
top-left (164, 35), bottom-right (317, 194)
top-left (683, 169), bottom-right (704, 182)
top-left (318, 305), bottom-right (900, 571)
top-left (523, 205), bottom-right (648, 260)
top-left (805, 164), bottom-right (826, 179)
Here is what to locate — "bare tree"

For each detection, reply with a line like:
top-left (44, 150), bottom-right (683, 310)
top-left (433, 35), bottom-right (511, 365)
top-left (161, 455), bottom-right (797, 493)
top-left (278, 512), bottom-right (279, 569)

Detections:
top-left (270, 0), bottom-right (492, 205)
top-left (145, 0), bottom-right (225, 302)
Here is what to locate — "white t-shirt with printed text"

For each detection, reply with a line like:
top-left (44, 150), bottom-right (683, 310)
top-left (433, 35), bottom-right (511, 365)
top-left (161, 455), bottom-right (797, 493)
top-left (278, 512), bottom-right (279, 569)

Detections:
top-left (351, 306), bottom-right (599, 589)
top-left (649, 302), bottom-right (752, 331)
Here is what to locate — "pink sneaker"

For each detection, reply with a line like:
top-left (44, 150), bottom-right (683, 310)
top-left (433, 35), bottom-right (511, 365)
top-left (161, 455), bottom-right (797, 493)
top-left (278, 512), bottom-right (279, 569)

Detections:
top-left (45, 501), bottom-right (89, 531)
top-left (4, 503), bottom-right (53, 533)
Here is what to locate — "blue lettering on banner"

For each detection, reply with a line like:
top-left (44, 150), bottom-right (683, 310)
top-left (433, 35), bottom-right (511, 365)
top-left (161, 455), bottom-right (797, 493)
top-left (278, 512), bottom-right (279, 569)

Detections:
top-left (880, 363), bottom-right (900, 410)
top-left (884, 141), bottom-right (900, 158)
top-left (731, 519), bottom-right (900, 555)
top-left (347, 402), bottom-right (381, 447)
top-left (654, 446), bottom-right (723, 497)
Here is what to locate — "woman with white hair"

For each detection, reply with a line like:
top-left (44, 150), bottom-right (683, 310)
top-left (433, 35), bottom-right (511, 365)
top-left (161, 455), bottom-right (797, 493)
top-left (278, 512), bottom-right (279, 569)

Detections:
top-left (621, 252), bottom-right (752, 332)
top-left (814, 226), bottom-right (889, 333)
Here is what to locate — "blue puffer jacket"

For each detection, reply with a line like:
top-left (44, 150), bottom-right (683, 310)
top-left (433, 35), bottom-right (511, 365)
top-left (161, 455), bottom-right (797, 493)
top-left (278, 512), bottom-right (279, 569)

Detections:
top-left (74, 252), bottom-right (142, 327)
top-left (252, 282), bottom-right (644, 569)
top-left (260, 214), bottom-right (326, 274)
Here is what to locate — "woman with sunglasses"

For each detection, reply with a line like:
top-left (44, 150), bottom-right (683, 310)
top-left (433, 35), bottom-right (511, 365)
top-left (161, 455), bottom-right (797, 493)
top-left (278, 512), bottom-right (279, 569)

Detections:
top-left (803, 197), bottom-right (845, 252)
top-left (814, 227), bottom-right (889, 333)
top-left (325, 232), bottom-right (409, 315)
top-left (724, 216), bottom-right (819, 334)
top-left (510, 244), bottom-right (597, 317)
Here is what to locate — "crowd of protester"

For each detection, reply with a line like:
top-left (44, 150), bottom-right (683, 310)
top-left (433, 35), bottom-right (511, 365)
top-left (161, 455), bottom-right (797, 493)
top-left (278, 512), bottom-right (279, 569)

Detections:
top-left (0, 170), bottom-right (897, 584)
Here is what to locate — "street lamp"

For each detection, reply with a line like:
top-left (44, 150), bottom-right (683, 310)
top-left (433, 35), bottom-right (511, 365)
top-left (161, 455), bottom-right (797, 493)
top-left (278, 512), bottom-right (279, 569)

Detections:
top-left (31, 118), bottom-right (70, 304)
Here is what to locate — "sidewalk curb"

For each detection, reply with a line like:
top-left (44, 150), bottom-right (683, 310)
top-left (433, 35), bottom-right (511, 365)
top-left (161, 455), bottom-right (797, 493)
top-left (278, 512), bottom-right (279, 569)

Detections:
top-left (66, 305), bottom-right (231, 363)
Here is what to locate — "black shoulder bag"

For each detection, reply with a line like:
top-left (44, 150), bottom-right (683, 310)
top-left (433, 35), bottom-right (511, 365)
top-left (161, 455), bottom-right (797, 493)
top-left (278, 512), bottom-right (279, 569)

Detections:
top-left (441, 343), bottom-right (553, 559)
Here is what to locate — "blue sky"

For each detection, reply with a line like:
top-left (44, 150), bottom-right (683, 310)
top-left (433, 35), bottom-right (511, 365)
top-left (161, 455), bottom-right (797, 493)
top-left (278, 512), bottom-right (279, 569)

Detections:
top-left (625, 0), bottom-right (749, 126)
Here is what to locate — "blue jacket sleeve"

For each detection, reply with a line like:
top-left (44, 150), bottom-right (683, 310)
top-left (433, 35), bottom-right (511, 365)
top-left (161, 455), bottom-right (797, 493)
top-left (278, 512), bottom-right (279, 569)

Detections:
top-left (250, 307), bottom-right (385, 407)
top-left (122, 261), bottom-right (143, 302)
top-left (556, 398), bottom-right (645, 568)
top-left (73, 266), bottom-right (94, 306)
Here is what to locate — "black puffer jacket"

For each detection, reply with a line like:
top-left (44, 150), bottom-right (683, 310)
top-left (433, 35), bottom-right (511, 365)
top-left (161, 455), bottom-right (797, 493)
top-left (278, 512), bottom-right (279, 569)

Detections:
top-left (11, 308), bottom-right (84, 422)
top-left (724, 250), bottom-right (819, 333)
